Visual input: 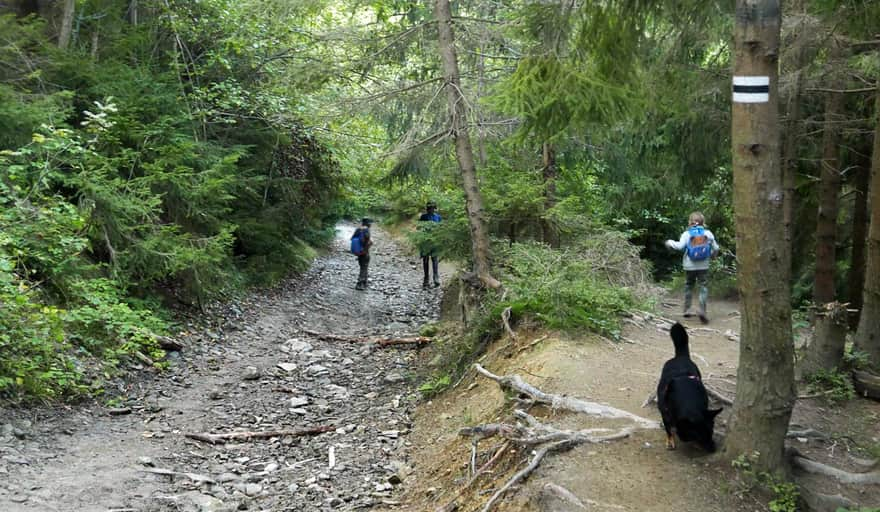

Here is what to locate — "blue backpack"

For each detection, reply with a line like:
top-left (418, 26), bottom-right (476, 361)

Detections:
top-left (350, 229), bottom-right (366, 255)
top-left (686, 226), bottom-right (712, 261)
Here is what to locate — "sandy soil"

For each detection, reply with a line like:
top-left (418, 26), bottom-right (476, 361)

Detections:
top-left (395, 299), bottom-right (880, 512)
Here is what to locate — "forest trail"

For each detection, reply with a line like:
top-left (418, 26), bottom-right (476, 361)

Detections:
top-left (2, 232), bottom-right (879, 512)
top-left (0, 224), bottom-right (442, 512)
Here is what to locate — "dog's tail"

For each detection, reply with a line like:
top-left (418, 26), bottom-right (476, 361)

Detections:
top-left (671, 322), bottom-right (689, 357)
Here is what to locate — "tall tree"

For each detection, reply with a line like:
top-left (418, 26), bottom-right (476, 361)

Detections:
top-left (854, 83), bottom-right (880, 367)
top-left (724, 0), bottom-right (794, 473)
top-left (847, 149), bottom-right (871, 330)
top-left (434, 0), bottom-right (499, 288)
top-left (802, 40), bottom-right (848, 374)
top-left (58, 0), bottom-right (75, 49)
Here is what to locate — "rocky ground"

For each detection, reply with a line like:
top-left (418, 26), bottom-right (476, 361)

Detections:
top-left (0, 224), bottom-right (441, 512)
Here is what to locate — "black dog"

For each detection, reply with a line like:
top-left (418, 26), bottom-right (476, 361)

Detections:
top-left (657, 322), bottom-right (722, 452)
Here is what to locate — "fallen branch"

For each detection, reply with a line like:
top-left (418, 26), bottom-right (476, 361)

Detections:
top-left (301, 329), bottom-right (431, 347)
top-left (473, 364), bottom-right (659, 429)
top-left (139, 467), bottom-right (215, 484)
top-left (481, 439), bottom-right (573, 512)
top-left (792, 455), bottom-right (880, 485)
top-left (184, 426), bottom-right (334, 445)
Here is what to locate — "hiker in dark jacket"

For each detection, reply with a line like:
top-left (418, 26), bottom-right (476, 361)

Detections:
top-left (418, 202), bottom-right (441, 288)
top-left (352, 218), bottom-right (373, 290)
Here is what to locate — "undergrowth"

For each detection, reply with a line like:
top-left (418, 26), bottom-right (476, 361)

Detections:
top-left (419, 232), bottom-right (656, 397)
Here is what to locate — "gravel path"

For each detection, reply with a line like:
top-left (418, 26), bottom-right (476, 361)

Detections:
top-left (0, 224), bottom-right (441, 512)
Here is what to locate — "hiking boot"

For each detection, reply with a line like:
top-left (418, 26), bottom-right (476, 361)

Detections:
top-left (683, 310), bottom-right (695, 318)
top-left (433, 279), bottom-right (440, 288)
top-left (698, 312), bottom-right (709, 324)
top-left (355, 282), bottom-right (365, 291)
top-left (422, 279), bottom-right (430, 289)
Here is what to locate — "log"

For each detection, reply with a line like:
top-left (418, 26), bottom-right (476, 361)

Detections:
top-left (474, 364), bottom-right (659, 429)
top-left (184, 426), bottom-right (334, 445)
top-left (853, 370), bottom-right (880, 400)
top-left (156, 335), bottom-right (183, 351)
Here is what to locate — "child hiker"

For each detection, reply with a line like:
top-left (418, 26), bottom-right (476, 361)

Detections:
top-left (665, 212), bottom-right (719, 324)
top-left (351, 218), bottom-right (373, 290)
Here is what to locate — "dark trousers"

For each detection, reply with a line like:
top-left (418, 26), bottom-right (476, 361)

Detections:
top-left (684, 269), bottom-right (709, 314)
top-left (422, 255), bottom-right (439, 283)
top-left (357, 254), bottom-right (370, 286)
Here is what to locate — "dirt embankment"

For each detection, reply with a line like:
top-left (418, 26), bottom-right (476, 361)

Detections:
top-left (395, 300), bottom-right (880, 512)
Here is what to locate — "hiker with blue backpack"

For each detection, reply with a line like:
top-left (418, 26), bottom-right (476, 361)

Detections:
top-left (665, 211), bottom-right (719, 324)
top-left (351, 218), bottom-right (373, 291)
top-left (419, 201), bottom-right (442, 288)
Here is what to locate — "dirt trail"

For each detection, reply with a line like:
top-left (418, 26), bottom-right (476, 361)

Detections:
top-left (0, 224), bottom-right (442, 512)
top-left (397, 299), bottom-right (880, 511)
top-left (3, 237), bottom-right (879, 512)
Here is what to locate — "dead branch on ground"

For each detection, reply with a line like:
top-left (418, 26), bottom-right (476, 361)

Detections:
top-left (474, 364), bottom-right (659, 429)
top-left (300, 329), bottom-right (431, 347)
top-left (184, 425), bottom-right (334, 445)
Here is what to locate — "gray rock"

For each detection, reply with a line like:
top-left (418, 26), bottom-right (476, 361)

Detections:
top-left (287, 340), bottom-right (313, 353)
top-left (276, 363), bottom-right (297, 373)
top-left (289, 396), bottom-right (310, 408)
top-left (383, 372), bottom-right (406, 384)
top-left (242, 366), bottom-right (261, 381)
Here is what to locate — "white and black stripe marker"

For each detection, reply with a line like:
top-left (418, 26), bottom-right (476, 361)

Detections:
top-left (733, 76), bottom-right (769, 103)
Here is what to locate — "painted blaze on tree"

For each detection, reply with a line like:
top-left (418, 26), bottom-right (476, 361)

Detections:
top-left (724, 0), bottom-right (795, 475)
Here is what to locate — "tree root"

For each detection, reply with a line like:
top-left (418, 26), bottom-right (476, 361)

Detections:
top-left (792, 454), bottom-right (880, 485)
top-left (474, 364), bottom-right (659, 429)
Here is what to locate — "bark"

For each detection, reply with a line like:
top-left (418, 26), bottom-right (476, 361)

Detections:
top-left (854, 84), bottom-right (880, 368)
top-left (57, 0), bottom-right (74, 49)
top-left (130, 0), bottom-right (138, 26)
top-left (812, 41), bottom-right (845, 306)
top-left (847, 154), bottom-right (870, 329)
top-left (434, 0), bottom-right (499, 288)
top-left (724, 0), bottom-right (794, 474)
top-left (541, 142), bottom-right (560, 248)
top-left (802, 41), bottom-right (847, 374)
top-left (90, 28), bottom-right (99, 60)
top-left (781, 0), bottom-right (806, 250)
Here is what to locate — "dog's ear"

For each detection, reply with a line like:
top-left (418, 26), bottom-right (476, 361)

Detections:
top-left (708, 408), bottom-right (723, 418)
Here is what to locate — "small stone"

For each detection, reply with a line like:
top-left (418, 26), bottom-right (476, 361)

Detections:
top-left (242, 367), bottom-right (261, 381)
top-left (383, 372), bottom-right (405, 384)
top-left (244, 483), bottom-right (262, 496)
top-left (289, 397), bottom-right (309, 408)
top-left (328, 497), bottom-right (344, 507)
top-left (217, 472), bottom-right (239, 483)
top-left (208, 389), bottom-right (224, 400)
top-left (137, 456), bottom-right (155, 467)
top-left (287, 340), bottom-right (313, 353)
top-left (277, 363), bottom-right (297, 373)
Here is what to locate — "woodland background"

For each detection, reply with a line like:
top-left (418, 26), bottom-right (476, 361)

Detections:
top-left (0, 1), bottom-right (878, 473)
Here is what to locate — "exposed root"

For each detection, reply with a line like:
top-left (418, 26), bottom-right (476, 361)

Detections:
top-left (792, 455), bottom-right (880, 485)
top-left (501, 307), bottom-right (517, 340)
top-left (474, 364), bottom-right (659, 429)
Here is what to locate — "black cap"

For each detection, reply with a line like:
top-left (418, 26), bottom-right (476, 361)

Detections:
top-left (426, 201), bottom-right (437, 208)
top-left (361, 218), bottom-right (372, 226)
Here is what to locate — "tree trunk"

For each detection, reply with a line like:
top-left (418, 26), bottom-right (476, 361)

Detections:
top-left (803, 41), bottom-right (846, 374)
top-left (130, 0), bottom-right (138, 26)
top-left (724, 0), bottom-right (794, 475)
top-left (854, 83), bottom-right (880, 368)
top-left (57, 0), bottom-right (75, 49)
top-left (434, 0), bottom-right (499, 288)
top-left (848, 153), bottom-right (870, 330)
top-left (541, 142), bottom-right (559, 248)
top-left (781, 0), bottom-right (806, 251)
top-left (90, 28), bottom-right (99, 60)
